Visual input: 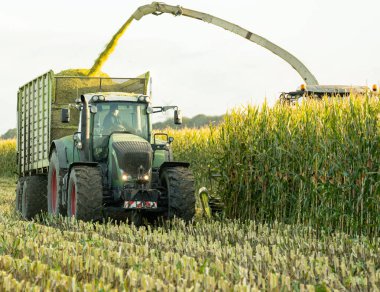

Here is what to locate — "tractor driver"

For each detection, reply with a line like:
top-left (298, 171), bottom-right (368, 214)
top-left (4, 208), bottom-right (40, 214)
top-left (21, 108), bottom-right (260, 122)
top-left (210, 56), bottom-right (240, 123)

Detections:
top-left (103, 103), bottom-right (127, 134)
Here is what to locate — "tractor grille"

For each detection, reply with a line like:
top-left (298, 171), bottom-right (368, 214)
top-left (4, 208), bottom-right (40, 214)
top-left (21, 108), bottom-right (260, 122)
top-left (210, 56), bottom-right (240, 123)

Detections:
top-left (112, 141), bottom-right (153, 178)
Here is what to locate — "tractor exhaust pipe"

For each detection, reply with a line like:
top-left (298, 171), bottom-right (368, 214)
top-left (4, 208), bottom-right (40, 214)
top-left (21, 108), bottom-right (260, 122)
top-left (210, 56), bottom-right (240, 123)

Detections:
top-left (80, 95), bottom-right (91, 161)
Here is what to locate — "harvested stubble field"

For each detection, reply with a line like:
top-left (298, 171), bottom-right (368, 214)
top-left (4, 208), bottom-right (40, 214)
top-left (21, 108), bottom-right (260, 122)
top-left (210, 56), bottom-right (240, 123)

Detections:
top-left (0, 95), bottom-right (379, 290)
top-left (0, 179), bottom-right (379, 291)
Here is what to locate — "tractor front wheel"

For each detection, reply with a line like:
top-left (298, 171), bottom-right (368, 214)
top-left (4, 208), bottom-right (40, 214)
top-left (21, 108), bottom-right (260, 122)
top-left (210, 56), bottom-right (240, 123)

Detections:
top-left (67, 166), bottom-right (103, 221)
top-left (161, 167), bottom-right (195, 222)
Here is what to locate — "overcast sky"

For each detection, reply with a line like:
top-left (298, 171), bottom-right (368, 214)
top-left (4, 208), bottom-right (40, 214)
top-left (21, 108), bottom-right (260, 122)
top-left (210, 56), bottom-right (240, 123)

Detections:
top-left (1, 0), bottom-right (379, 134)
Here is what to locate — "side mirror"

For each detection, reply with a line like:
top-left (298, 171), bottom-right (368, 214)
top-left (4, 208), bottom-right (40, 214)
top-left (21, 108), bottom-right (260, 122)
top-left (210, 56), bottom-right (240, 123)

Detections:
top-left (61, 108), bottom-right (70, 123)
top-left (174, 109), bottom-right (182, 125)
top-left (146, 106), bottom-right (154, 114)
top-left (168, 137), bottom-right (174, 144)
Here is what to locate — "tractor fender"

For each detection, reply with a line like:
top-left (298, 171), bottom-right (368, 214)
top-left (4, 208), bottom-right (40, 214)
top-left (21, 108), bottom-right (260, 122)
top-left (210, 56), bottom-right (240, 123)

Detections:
top-left (159, 162), bottom-right (190, 176)
top-left (49, 140), bottom-right (70, 170)
top-left (67, 162), bottom-right (98, 176)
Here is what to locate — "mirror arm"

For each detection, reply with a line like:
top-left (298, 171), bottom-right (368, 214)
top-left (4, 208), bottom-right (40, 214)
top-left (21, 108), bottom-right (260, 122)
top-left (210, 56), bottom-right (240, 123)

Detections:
top-left (152, 106), bottom-right (163, 113)
top-left (151, 106), bottom-right (178, 114)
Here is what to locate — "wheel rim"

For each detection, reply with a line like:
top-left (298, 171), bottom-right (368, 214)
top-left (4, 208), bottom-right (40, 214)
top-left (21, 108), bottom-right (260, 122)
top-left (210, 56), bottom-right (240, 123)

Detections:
top-left (51, 168), bottom-right (57, 213)
top-left (70, 183), bottom-right (76, 216)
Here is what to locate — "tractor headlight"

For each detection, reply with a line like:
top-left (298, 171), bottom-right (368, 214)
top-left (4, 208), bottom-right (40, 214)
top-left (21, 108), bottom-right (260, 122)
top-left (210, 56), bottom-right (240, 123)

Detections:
top-left (121, 172), bottom-right (132, 182)
top-left (136, 173), bottom-right (150, 184)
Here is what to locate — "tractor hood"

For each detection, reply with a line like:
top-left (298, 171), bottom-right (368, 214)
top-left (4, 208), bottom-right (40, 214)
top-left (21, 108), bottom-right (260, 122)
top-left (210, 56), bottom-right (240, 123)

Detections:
top-left (109, 133), bottom-right (153, 187)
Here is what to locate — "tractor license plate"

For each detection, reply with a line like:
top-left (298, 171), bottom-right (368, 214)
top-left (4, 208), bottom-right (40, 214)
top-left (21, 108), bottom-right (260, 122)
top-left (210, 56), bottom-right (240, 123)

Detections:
top-left (124, 201), bottom-right (158, 209)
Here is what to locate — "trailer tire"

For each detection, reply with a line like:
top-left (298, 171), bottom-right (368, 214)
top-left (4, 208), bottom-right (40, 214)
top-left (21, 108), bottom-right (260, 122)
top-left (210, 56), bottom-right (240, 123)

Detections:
top-left (16, 177), bottom-right (26, 213)
top-left (47, 149), bottom-right (64, 215)
top-left (67, 166), bottom-right (103, 221)
top-left (22, 176), bottom-right (48, 219)
top-left (161, 167), bottom-right (195, 222)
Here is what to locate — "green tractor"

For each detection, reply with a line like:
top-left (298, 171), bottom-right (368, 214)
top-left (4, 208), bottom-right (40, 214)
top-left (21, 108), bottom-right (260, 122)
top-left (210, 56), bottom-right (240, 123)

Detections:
top-left (16, 71), bottom-right (195, 223)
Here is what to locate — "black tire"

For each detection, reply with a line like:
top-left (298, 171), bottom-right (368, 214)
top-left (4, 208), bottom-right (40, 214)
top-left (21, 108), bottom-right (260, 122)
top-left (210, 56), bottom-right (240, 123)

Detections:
top-left (67, 166), bottom-right (103, 221)
top-left (22, 176), bottom-right (48, 219)
top-left (16, 177), bottom-right (25, 213)
top-left (161, 167), bottom-right (196, 222)
top-left (129, 211), bottom-right (143, 226)
top-left (47, 149), bottom-right (64, 215)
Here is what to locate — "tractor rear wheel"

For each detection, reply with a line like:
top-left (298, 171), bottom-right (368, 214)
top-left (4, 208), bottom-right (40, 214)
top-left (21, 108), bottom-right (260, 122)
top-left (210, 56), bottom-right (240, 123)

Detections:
top-left (161, 167), bottom-right (195, 222)
top-left (22, 176), bottom-right (48, 219)
top-left (47, 149), bottom-right (64, 216)
top-left (67, 166), bottom-right (103, 221)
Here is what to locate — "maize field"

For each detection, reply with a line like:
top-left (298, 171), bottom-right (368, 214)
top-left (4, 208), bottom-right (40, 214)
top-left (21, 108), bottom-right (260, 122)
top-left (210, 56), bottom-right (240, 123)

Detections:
top-left (0, 139), bottom-right (16, 178)
top-left (0, 178), bottom-right (379, 291)
top-left (168, 95), bottom-right (380, 237)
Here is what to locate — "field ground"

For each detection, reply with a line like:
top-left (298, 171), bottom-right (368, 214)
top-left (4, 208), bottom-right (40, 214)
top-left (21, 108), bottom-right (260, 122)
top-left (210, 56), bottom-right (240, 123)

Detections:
top-left (0, 177), bottom-right (379, 291)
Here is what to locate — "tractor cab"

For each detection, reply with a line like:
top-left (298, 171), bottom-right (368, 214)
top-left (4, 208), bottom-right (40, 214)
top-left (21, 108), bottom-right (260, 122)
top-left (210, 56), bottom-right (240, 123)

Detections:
top-left (75, 93), bottom-right (152, 162)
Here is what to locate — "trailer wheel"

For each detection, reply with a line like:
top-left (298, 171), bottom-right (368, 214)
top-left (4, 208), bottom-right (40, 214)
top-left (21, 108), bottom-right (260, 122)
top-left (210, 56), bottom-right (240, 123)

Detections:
top-left (67, 166), bottom-right (103, 221)
top-left (47, 149), bottom-right (64, 215)
top-left (16, 178), bottom-right (25, 213)
top-left (161, 167), bottom-right (195, 222)
top-left (22, 176), bottom-right (48, 219)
